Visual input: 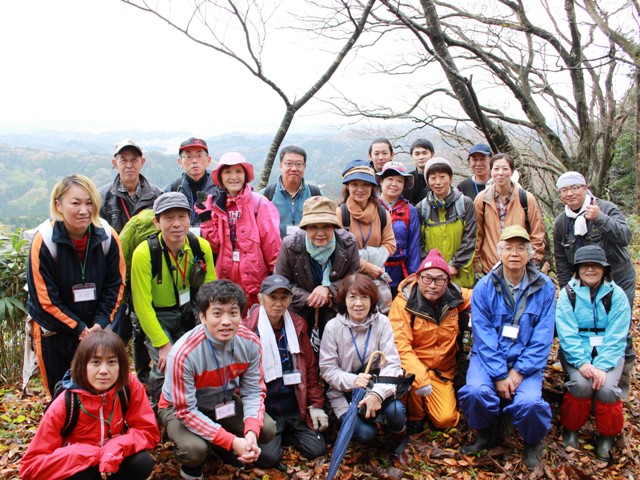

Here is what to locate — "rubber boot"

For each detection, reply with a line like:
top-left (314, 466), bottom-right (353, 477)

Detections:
top-left (523, 442), bottom-right (543, 469)
top-left (461, 426), bottom-right (499, 454)
top-left (595, 435), bottom-right (616, 461)
top-left (562, 429), bottom-right (579, 449)
top-left (385, 427), bottom-right (410, 465)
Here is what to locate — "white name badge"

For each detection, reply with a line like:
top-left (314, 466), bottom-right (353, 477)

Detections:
top-left (215, 400), bottom-right (236, 420)
top-left (286, 225), bottom-right (301, 236)
top-left (502, 324), bottom-right (519, 339)
top-left (179, 291), bottom-right (191, 307)
top-left (189, 227), bottom-right (201, 237)
top-left (590, 336), bottom-right (604, 347)
top-left (232, 251), bottom-right (240, 262)
top-left (73, 283), bottom-right (97, 302)
top-left (283, 370), bottom-right (302, 386)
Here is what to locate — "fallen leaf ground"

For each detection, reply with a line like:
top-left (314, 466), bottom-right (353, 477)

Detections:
top-left (2, 272), bottom-right (639, 479)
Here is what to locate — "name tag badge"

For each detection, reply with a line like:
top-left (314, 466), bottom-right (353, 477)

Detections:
top-left (283, 370), bottom-right (302, 386)
top-left (189, 227), bottom-right (201, 237)
top-left (232, 250), bottom-right (240, 262)
top-left (502, 324), bottom-right (519, 339)
top-left (179, 290), bottom-right (191, 307)
top-left (590, 335), bottom-right (604, 347)
top-left (215, 400), bottom-right (236, 420)
top-left (286, 225), bottom-right (301, 236)
top-left (73, 283), bottom-right (97, 302)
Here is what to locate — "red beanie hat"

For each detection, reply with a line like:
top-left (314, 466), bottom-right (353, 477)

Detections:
top-left (416, 249), bottom-right (451, 282)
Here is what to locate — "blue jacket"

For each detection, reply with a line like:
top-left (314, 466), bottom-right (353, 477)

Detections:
top-left (556, 278), bottom-right (630, 372)
top-left (380, 197), bottom-right (421, 287)
top-left (27, 221), bottom-right (125, 334)
top-left (260, 177), bottom-right (322, 238)
top-left (470, 263), bottom-right (555, 381)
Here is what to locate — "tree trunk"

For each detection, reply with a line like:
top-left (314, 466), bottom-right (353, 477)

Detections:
top-left (258, 108), bottom-right (295, 189)
top-left (635, 66), bottom-right (640, 212)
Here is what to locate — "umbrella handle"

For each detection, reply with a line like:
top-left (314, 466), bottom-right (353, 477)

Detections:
top-left (364, 350), bottom-right (386, 375)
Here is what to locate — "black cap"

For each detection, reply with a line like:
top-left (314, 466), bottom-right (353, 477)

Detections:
top-left (574, 245), bottom-right (609, 267)
top-left (260, 275), bottom-right (293, 295)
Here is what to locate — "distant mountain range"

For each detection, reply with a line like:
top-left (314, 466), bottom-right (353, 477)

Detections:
top-left (0, 126), bottom-right (470, 227)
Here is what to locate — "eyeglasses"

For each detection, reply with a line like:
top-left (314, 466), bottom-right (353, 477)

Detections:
top-left (578, 263), bottom-right (603, 271)
top-left (558, 185), bottom-right (584, 196)
top-left (418, 275), bottom-right (448, 286)
top-left (181, 152), bottom-right (208, 161)
top-left (502, 246), bottom-right (528, 254)
top-left (282, 162), bottom-right (305, 169)
top-left (116, 156), bottom-right (142, 165)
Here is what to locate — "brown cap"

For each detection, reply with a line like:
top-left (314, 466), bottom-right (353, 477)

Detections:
top-left (298, 196), bottom-right (341, 229)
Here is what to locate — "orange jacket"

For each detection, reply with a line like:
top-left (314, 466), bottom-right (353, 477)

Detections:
top-left (389, 275), bottom-right (471, 389)
top-left (473, 184), bottom-right (545, 273)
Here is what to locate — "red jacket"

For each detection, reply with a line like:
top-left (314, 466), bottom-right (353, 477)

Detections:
top-left (199, 185), bottom-right (281, 295)
top-left (243, 306), bottom-right (325, 429)
top-left (20, 374), bottom-right (159, 480)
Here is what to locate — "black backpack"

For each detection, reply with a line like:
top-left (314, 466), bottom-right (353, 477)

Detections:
top-left (565, 283), bottom-right (612, 314)
top-left (47, 380), bottom-right (130, 438)
top-left (340, 203), bottom-right (388, 233)
top-left (263, 182), bottom-right (321, 201)
top-left (147, 231), bottom-right (204, 286)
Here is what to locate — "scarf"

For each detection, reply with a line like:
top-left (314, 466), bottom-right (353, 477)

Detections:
top-left (257, 306), bottom-right (300, 383)
top-left (564, 193), bottom-right (593, 237)
top-left (305, 233), bottom-right (336, 286)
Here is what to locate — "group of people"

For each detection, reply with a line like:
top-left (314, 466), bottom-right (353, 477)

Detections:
top-left (19, 136), bottom-right (635, 479)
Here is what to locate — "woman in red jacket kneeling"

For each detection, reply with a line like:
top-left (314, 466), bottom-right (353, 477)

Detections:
top-left (20, 330), bottom-right (160, 480)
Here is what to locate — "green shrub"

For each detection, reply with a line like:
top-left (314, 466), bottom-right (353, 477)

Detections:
top-left (0, 225), bottom-right (29, 383)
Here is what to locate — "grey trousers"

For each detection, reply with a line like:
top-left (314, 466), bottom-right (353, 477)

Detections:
top-left (561, 354), bottom-right (624, 403)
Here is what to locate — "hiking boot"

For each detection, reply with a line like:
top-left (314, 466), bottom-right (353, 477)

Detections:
top-left (562, 430), bottom-right (579, 449)
top-left (180, 465), bottom-right (204, 480)
top-left (407, 419), bottom-right (425, 435)
top-left (461, 427), bottom-right (499, 454)
top-left (523, 442), bottom-right (543, 469)
top-left (595, 435), bottom-right (616, 461)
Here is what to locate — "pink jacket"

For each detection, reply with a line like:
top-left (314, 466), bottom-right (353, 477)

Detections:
top-left (199, 185), bottom-right (281, 295)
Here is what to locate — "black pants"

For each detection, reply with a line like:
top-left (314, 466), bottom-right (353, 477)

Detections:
top-left (38, 328), bottom-right (78, 396)
top-left (255, 410), bottom-right (326, 468)
top-left (67, 450), bottom-right (154, 480)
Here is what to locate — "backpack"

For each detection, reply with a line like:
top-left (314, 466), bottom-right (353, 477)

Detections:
top-left (565, 284), bottom-right (612, 315)
top-left (385, 199), bottom-right (411, 230)
top-left (47, 380), bottom-right (130, 438)
top-left (340, 203), bottom-right (388, 233)
top-left (263, 182), bottom-right (321, 201)
top-left (417, 194), bottom-right (466, 225)
top-left (147, 231), bottom-right (205, 286)
top-left (481, 187), bottom-right (530, 232)
top-left (31, 218), bottom-right (113, 259)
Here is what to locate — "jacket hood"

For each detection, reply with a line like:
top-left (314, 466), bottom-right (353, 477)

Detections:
top-left (335, 311), bottom-right (379, 332)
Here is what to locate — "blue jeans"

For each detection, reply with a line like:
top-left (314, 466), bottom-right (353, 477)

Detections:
top-left (344, 399), bottom-right (406, 446)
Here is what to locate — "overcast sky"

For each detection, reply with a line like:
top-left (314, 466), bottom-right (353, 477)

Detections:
top-left (0, 0), bottom-right (354, 136)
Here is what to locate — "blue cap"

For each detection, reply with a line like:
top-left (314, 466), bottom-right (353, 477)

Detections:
top-left (468, 143), bottom-right (492, 156)
top-left (342, 159), bottom-right (377, 186)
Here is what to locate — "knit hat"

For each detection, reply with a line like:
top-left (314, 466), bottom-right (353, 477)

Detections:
top-left (556, 171), bottom-right (587, 190)
top-left (574, 245), bottom-right (609, 267)
top-left (468, 143), bottom-right (492, 156)
top-left (424, 157), bottom-right (453, 181)
top-left (212, 152), bottom-right (255, 187)
top-left (376, 161), bottom-right (415, 190)
top-left (500, 225), bottom-right (530, 242)
top-left (154, 192), bottom-right (191, 216)
top-left (416, 249), bottom-right (451, 282)
top-left (298, 196), bottom-right (341, 229)
top-left (342, 159), bottom-right (378, 186)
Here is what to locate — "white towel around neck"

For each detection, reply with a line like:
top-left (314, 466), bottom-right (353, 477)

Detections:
top-left (257, 306), bottom-right (300, 383)
top-left (564, 193), bottom-right (593, 237)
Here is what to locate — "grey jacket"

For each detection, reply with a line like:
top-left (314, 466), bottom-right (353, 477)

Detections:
top-left (99, 174), bottom-right (162, 233)
top-left (319, 312), bottom-right (403, 418)
top-left (553, 198), bottom-right (635, 300)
